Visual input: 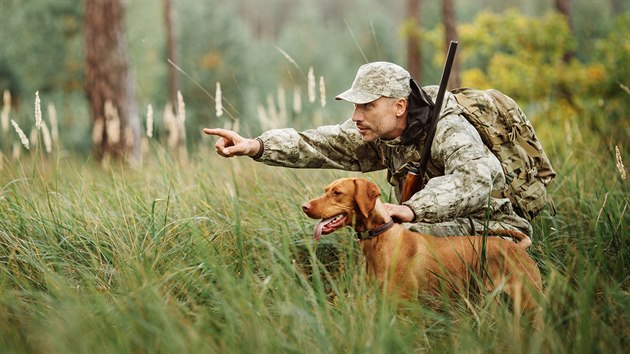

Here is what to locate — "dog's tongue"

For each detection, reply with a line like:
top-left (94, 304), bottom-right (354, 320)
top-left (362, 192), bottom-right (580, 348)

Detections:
top-left (313, 216), bottom-right (337, 240)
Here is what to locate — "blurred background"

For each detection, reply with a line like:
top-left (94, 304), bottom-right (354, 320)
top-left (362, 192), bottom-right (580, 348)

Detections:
top-left (0, 0), bottom-right (628, 162)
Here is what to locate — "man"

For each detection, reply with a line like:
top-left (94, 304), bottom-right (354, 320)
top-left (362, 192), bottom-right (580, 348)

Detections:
top-left (203, 62), bottom-right (532, 237)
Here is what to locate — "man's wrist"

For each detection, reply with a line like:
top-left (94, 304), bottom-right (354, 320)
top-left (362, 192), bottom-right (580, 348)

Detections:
top-left (403, 203), bottom-right (416, 222)
top-left (249, 138), bottom-right (264, 159)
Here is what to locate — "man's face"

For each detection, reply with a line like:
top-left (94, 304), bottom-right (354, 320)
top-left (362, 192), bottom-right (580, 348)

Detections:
top-left (351, 97), bottom-right (407, 142)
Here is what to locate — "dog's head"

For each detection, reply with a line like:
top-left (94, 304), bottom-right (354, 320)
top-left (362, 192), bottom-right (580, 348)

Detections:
top-left (301, 178), bottom-right (381, 239)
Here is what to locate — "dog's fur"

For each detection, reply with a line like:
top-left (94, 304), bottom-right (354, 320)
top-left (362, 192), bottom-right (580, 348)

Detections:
top-left (302, 177), bottom-right (543, 312)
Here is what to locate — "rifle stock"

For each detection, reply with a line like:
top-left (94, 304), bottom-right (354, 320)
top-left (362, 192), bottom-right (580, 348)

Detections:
top-left (400, 168), bottom-right (421, 203)
top-left (400, 41), bottom-right (458, 203)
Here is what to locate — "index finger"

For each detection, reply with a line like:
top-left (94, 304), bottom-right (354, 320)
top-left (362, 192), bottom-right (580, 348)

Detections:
top-left (203, 128), bottom-right (235, 139)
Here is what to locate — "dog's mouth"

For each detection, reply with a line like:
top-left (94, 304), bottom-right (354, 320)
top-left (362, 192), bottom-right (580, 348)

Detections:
top-left (313, 213), bottom-right (348, 240)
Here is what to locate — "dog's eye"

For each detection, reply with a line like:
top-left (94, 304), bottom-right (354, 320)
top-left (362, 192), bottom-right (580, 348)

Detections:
top-left (332, 190), bottom-right (342, 196)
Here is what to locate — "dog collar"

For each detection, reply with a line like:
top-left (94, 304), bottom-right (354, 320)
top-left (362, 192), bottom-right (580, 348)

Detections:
top-left (357, 219), bottom-right (395, 240)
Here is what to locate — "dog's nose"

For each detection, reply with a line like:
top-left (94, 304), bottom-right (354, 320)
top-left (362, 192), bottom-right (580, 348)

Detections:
top-left (301, 202), bottom-right (311, 213)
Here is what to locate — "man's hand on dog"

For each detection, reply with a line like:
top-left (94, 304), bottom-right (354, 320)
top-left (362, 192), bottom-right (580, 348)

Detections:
top-left (203, 128), bottom-right (262, 158)
top-left (383, 203), bottom-right (415, 223)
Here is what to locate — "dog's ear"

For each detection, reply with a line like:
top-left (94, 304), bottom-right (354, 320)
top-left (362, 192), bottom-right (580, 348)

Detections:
top-left (354, 178), bottom-right (381, 218)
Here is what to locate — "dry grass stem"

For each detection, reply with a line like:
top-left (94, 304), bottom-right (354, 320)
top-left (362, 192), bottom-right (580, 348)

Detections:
top-left (11, 119), bottom-right (29, 150)
top-left (275, 46), bottom-right (305, 79)
top-left (615, 145), bottom-right (626, 180)
top-left (215, 82), bottom-right (223, 117)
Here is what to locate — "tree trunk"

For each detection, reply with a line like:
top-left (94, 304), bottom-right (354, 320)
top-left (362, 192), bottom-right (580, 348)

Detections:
top-left (555, 0), bottom-right (574, 63)
top-left (442, 0), bottom-right (460, 89)
top-left (406, 0), bottom-right (421, 81)
top-left (84, 0), bottom-right (140, 164)
top-left (164, 0), bottom-right (178, 113)
top-left (555, 0), bottom-right (577, 107)
top-left (610, 0), bottom-right (622, 14)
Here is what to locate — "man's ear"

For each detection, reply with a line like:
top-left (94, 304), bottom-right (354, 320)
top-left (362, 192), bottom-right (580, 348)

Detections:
top-left (395, 98), bottom-right (408, 117)
top-left (354, 178), bottom-right (381, 218)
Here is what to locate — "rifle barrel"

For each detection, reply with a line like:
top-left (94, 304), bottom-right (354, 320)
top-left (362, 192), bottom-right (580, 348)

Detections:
top-left (400, 41), bottom-right (458, 203)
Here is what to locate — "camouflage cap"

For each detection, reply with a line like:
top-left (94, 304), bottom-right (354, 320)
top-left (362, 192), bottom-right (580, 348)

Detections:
top-left (335, 62), bottom-right (412, 104)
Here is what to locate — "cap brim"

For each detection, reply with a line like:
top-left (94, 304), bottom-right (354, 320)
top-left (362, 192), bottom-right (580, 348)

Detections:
top-left (335, 89), bottom-right (380, 104)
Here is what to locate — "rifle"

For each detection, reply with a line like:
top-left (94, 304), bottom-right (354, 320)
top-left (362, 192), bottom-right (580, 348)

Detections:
top-left (400, 41), bottom-right (459, 203)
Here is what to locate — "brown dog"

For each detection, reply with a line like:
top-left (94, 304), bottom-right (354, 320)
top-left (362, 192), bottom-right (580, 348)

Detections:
top-left (302, 177), bottom-right (543, 312)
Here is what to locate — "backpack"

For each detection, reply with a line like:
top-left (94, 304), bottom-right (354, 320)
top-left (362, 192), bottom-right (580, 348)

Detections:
top-left (450, 88), bottom-right (556, 220)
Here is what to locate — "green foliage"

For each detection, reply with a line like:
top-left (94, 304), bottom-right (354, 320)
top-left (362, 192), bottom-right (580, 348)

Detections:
top-left (451, 11), bottom-right (579, 99)
top-left (2, 2), bottom-right (628, 153)
top-left (423, 9), bottom-right (628, 149)
top-left (175, 3), bottom-right (251, 130)
top-left (0, 0), bottom-right (83, 98)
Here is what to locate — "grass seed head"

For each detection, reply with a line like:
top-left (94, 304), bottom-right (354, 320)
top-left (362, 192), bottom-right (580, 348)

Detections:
top-left (11, 119), bottom-right (29, 150)
top-left (41, 121), bottom-right (52, 153)
top-left (146, 104), bottom-right (154, 138)
top-left (92, 119), bottom-right (104, 145)
top-left (47, 103), bottom-right (59, 146)
top-left (177, 90), bottom-right (186, 123)
top-left (615, 145), bottom-right (626, 180)
top-left (293, 86), bottom-right (302, 114)
top-left (319, 76), bottom-right (327, 108)
top-left (11, 119), bottom-right (30, 150)
top-left (104, 100), bottom-right (121, 144)
top-left (215, 82), bottom-right (223, 117)
top-left (164, 103), bottom-right (179, 149)
top-left (1, 90), bottom-right (10, 134)
top-left (34, 91), bottom-right (43, 130)
top-left (308, 66), bottom-right (316, 103)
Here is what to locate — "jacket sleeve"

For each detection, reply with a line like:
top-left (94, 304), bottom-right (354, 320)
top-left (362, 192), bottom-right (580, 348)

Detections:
top-left (254, 119), bottom-right (384, 172)
top-left (403, 114), bottom-right (506, 222)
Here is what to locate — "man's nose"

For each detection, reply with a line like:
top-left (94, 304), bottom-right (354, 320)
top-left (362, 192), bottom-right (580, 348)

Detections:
top-left (351, 109), bottom-right (363, 122)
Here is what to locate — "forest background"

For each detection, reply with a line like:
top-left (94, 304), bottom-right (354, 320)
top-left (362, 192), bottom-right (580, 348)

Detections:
top-left (0, 0), bottom-right (629, 353)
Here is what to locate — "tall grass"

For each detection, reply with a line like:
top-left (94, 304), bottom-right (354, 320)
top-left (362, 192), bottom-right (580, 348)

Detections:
top-left (0, 127), bottom-right (628, 353)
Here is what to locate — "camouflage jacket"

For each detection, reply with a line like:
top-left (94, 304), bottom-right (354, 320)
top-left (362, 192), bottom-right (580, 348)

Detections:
top-left (255, 86), bottom-right (528, 227)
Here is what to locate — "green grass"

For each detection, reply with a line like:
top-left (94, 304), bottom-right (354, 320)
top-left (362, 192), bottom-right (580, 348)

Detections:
top-left (0, 136), bottom-right (628, 353)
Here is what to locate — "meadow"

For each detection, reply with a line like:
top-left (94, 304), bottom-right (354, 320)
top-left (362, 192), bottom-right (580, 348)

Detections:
top-left (1, 1), bottom-right (628, 352)
top-left (0, 117), bottom-right (628, 353)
